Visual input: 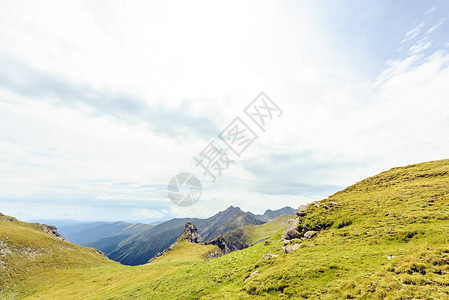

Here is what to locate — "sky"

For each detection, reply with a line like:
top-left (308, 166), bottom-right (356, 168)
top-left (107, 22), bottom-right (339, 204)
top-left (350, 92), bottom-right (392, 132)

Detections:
top-left (0, 0), bottom-right (448, 222)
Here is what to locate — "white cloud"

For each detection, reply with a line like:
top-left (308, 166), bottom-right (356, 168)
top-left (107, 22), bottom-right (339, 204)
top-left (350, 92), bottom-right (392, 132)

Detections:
top-left (1, 1), bottom-right (449, 221)
top-left (426, 6), bottom-right (437, 14)
top-left (409, 38), bottom-right (432, 54)
top-left (426, 18), bottom-right (446, 34)
top-left (402, 23), bottom-right (425, 43)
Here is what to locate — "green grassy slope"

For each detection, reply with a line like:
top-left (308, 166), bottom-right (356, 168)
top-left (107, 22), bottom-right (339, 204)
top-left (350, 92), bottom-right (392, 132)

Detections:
top-left (224, 214), bottom-right (293, 248)
top-left (0, 216), bottom-right (221, 299)
top-left (154, 240), bottom-right (221, 263)
top-left (3, 159), bottom-right (449, 299)
top-left (0, 216), bottom-right (115, 298)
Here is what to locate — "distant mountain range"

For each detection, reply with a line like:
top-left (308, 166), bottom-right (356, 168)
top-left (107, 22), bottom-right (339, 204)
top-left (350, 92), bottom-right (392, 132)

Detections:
top-left (45, 206), bottom-right (295, 265)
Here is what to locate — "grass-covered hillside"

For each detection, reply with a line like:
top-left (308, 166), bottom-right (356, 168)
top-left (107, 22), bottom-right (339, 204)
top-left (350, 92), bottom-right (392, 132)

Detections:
top-left (224, 214), bottom-right (292, 250)
top-left (0, 216), bottom-right (115, 298)
top-left (1, 159), bottom-right (449, 299)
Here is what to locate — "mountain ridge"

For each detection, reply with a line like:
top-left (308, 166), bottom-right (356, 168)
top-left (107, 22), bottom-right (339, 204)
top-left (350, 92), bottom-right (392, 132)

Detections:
top-left (55, 205), bottom-right (294, 265)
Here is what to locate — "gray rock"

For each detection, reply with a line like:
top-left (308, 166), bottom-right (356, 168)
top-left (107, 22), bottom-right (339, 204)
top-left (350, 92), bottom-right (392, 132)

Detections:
top-left (303, 231), bottom-right (317, 240)
top-left (282, 244), bottom-right (292, 253)
top-left (295, 205), bottom-right (308, 217)
top-left (329, 202), bottom-right (338, 206)
top-left (205, 250), bottom-right (221, 259)
top-left (297, 205), bottom-right (309, 212)
top-left (93, 248), bottom-right (106, 256)
top-left (281, 218), bottom-right (301, 240)
top-left (323, 205), bottom-right (330, 210)
top-left (38, 224), bottom-right (66, 241)
top-left (181, 222), bottom-right (204, 243)
top-left (205, 235), bottom-right (230, 254)
top-left (291, 244), bottom-right (301, 251)
top-left (227, 239), bottom-right (249, 252)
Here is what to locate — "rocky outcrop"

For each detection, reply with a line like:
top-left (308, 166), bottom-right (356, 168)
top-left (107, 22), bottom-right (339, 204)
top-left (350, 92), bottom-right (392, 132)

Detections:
top-left (205, 250), bottom-right (221, 259)
top-left (280, 202), bottom-right (337, 254)
top-left (205, 235), bottom-right (230, 254)
top-left (303, 231), bottom-right (317, 240)
top-left (37, 224), bottom-right (66, 241)
top-left (282, 205), bottom-right (311, 241)
top-left (295, 205), bottom-right (308, 217)
top-left (227, 240), bottom-right (248, 252)
top-left (93, 248), bottom-right (107, 256)
top-left (281, 218), bottom-right (301, 240)
top-left (282, 243), bottom-right (301, 253)
top-left (180, 222), bottom-right (204, 243)
top-left (0, 214), bottom-right (16, 222)
top-left (282, 204), bottom-right (324, 243)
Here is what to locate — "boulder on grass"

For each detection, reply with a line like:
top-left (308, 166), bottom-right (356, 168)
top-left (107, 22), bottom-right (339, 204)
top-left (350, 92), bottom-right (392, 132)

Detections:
top-left (281, 218), bottom-right (301, 240)
top-left (291, 244), bottom-right (301, 251)
top-left (282, 244), bottom-right (293, 253)
top-left (303, 231), bottom-right (317, 240)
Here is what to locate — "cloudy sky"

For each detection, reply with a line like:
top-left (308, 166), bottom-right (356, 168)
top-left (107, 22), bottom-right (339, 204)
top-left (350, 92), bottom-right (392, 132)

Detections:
top-left (1, 1), bottom-right (448, 222)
